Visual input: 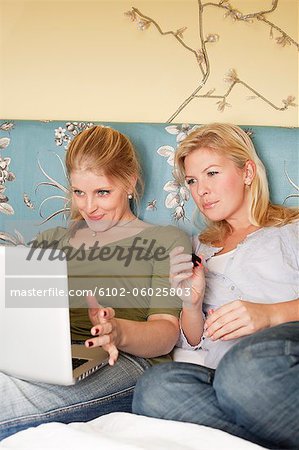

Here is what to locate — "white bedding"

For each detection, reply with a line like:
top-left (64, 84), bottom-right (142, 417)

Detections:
top-left (0, 350), bottom-right (266, 450)
top-left (1, 412), bottom-right (265, 450)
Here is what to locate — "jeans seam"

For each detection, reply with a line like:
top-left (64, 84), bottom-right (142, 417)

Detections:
top-left (119, 352), bottom-right (152, 371)
top-left (0, 385), bottom-right (134, 428)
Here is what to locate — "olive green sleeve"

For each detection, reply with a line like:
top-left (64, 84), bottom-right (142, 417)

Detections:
top-left (147, 226), bottom-right (192, 319)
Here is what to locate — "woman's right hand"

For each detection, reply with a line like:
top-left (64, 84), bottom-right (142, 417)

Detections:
top-left (169, 246), bottom-right (205, 309)
top-left (85, 295), bottom-right (119, 366)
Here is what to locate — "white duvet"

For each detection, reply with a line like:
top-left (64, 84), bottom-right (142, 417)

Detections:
top-left (0, 350), bottom-right (266, 450)
top-left (1, 412), bottom-right (265, 450)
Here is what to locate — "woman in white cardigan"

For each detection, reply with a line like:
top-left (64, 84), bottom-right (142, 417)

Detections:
top-left (133, 123), bottom-right (299, 449)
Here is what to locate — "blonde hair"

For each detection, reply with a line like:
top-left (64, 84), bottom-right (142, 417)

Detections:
top-left (65, 125), bottom-right (143, 224)
top-left (175, 123), bottom-right (298, 244)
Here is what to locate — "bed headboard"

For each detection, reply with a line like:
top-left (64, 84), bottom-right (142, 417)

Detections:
top-left (0, 120), bottom-right (298, 244)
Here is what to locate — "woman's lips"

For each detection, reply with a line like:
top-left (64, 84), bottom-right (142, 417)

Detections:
top-left (86, 214), bottom-right (105, 221)
top-left (202, 201), bottom-right (219, 210)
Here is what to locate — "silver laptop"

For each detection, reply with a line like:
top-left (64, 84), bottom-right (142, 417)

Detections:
top-left (0, 245), bottom-right (109, 385)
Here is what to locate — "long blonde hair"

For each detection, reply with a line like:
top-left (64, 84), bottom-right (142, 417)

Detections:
top-left (65, 125), bottom-right (144, 224)
top-left (175, 123), bottom-right (298, 244)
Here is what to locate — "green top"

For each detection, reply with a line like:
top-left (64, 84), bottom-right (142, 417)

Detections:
top-left (34, 224), bottom-right (191, 365)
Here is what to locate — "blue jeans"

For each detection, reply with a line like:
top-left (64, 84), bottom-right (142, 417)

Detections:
top-left (133, 322), bottom-right (299, 449)
top-left (0, 352), bottom-right (151, 441)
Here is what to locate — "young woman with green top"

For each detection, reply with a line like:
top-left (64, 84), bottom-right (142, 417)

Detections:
top-left (0, 125), bottom-right (191, 440)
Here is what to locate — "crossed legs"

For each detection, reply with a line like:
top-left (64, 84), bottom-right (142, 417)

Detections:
top-left (133, 322), bottom-right (299, 449)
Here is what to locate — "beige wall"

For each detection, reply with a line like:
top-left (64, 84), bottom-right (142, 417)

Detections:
top-left (0, 0), bottom-right (298, 125)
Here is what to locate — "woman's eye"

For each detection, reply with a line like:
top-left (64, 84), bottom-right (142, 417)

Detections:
top-left (186, 178), bottom-right (196, 185)
top-left (207, 171), bottom-right (218, 177)
top-left (73, 190), bottom-right (84, 196)
top-left (97, 190), bottom-right (110, 196)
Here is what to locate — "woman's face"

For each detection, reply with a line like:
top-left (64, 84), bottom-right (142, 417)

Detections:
top-left (70, 169), bottom-right (134, 232)
top-left (184, 147), bottom-right (252, 226)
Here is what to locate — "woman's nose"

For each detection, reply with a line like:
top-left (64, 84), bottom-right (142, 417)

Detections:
top-left (85, 197), bottom-right (98, 213)
top-left (196, 183), bottom-right (209, 197)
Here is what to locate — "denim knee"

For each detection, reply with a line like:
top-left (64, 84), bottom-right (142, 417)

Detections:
top-left (213, 322), bottom-right (299, 431)
top-left (215, 324), bottom-right (298, 400)
top-left (133, 361), bottom-right (216, 419)
top-left (132, 363), bottom-right (174, 416)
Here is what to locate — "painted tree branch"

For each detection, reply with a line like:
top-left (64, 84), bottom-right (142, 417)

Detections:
top-left (167, 0), bottom-right (215, 122)
top-left (131, 7), bottom-right (206, 76)
top-left (202, 1), bottom-right (299, 50)
top-left (202, 0), bottom-right (279, 19)
top-left (257, 16), bottom-right (299, 49)
top-left (194, 71), bottom-right (295, 113)
top-left (125, 0), bottom-right (297, 122)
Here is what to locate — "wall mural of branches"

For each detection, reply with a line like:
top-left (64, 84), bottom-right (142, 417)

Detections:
top-left (125, 0), bottom-right (298, 123)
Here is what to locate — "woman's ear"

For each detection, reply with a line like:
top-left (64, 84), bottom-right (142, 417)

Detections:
top-left (244, 160), bottom-right (256, 186)
top-left (128, 175), bottom-right (138, 193)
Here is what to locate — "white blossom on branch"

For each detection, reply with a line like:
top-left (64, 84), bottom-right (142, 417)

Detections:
top-left (205, 33), bottom-right (219, 43)
top-left (224, 7), bottom-right (242, 20)
top-left (216, 98), bottom-right (232, 112)
top-left (224, 68), bottom-right (239, 84)
top-left (282, 96), bottom-right (297, 108)
top-left (276, 34), bottom-right (292, 47)
top-left (136, 19), bottom-right (151, 31)
top-left (124, 10), bottom-right (137, 21)
top-left (124, 9), bottom-right (151, 31)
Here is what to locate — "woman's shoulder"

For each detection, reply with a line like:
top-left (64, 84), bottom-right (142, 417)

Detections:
top-left (242, 222), bottom-right (298, 264)
top-left (32, 226), bottom-right (69, 245)
top-left (142, 223), bottom-right (189, 237)
top-left (280, 220), bottom-right (299, 235)
top-left (261, 221), bottom-right (298, 242)
top-left (142, 224), bottom-right (191, 250)
top-left (275, 220), bottom-right (299, 251)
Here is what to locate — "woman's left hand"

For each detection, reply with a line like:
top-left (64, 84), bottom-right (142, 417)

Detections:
top-left (85, 295), bottom-right (120, 366)
top-left (204, 300), bottom-right (273, 341)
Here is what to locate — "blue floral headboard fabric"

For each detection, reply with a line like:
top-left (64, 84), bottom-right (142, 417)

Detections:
top-left (0, 120), bottom-right (298, 244)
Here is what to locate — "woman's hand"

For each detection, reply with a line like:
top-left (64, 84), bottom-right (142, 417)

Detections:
top-left (204, 300), bottom-right (274, 341)
top-left (85, 295), bottom-right (119, 366)
top-left (169, 246), bottom-right (205, 309)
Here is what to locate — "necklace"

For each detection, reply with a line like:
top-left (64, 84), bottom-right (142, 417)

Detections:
top-left (90, 217), bottom-right (138, 238)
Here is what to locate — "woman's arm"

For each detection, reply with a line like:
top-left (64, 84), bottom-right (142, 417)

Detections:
top-left (204, 298), bottom-right (299, 341)
top-left (109, 313), bottom-right (179, 357)
top-left (86, 299), bottom-right (179, 361)
top-left (169, 246), bottom-right (206, 346)
top-left (269, 298), bottom-right (299, 325)
top-left (180, 305), bottom-right (204, 347)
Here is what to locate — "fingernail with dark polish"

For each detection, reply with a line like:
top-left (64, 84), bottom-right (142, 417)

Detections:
top-left (192, 253), bottom-right (202, 267)
top-left (87, 341), bottom-right (94, 347)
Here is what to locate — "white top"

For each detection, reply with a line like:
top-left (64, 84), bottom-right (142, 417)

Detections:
top-left (176, 221), bottom-right (299, 369)
top-left (205, 249), bottom-right (236, 274)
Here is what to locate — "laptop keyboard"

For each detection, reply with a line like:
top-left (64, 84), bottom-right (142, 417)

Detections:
top-left (72, 358), bottom-right (89, 369)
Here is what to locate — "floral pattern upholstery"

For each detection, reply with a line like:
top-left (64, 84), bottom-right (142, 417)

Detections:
top-left (0, 120), bottom-right (298, 245)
